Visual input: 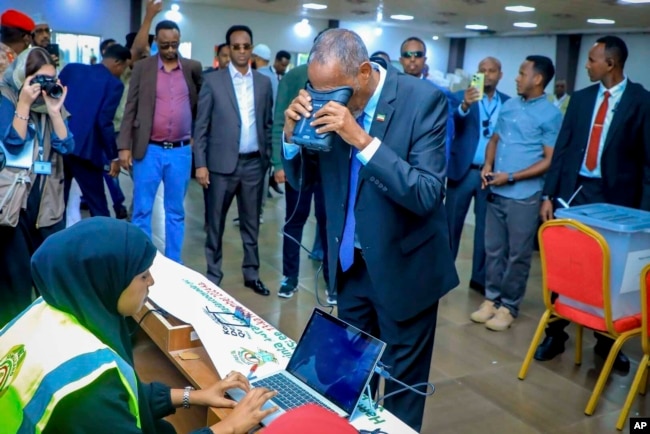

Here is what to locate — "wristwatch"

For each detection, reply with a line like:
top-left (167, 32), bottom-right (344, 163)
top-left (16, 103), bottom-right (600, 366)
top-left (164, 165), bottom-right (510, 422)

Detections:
top-left (507, 173), bottom-right (516, 185)
top-left (183, 386), bottom-right (194, 409)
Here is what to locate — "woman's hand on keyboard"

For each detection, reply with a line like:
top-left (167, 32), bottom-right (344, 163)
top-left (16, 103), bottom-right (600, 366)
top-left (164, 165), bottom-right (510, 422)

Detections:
top-left (195, 371), bottom-right (251, 409)
top-left (211, 387), bottom-right (279, 434)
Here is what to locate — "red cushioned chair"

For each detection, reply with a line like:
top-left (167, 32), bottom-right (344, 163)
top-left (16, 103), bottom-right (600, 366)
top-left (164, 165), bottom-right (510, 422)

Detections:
top-left (617, 264), bottom-right (650, 430)
top-left (518, 219), bottom-right (642, 416)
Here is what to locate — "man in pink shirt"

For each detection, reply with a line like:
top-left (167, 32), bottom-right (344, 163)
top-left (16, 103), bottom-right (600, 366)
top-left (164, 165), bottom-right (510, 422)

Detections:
top-left (118, 20), bottom-right (202, 262)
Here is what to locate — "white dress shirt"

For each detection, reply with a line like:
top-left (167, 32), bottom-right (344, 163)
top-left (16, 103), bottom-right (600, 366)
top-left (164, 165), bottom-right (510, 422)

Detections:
top-left (229, 62), bottom-right (259, 153)
top-left (579, 77), bottom-right (628, 178)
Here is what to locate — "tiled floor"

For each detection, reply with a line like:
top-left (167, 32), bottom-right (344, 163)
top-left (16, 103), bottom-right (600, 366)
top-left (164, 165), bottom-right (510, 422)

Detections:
top-left (127, 174), bottom-right (647, 433)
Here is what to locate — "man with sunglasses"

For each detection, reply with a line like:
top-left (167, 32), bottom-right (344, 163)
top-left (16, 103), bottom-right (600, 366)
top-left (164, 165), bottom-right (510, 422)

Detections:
top-left (118, 20), bottom-right (203, 263)
top-left (446, 57), bottom-right (509, 296)
top-left (399, 37), bottom-right (457, 162)
top-left (193, 25), bottom-right (274, 296)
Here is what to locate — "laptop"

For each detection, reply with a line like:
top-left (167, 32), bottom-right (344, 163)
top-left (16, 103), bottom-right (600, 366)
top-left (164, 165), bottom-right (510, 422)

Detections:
top-left (227, 308), bottom-right (386, 426)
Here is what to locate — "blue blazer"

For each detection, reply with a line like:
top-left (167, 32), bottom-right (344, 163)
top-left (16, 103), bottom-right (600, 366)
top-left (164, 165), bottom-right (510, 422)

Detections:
top-left (284, 67), bottom-right (459, 321)
top-left (60, 63), bottom-right (124, 168)
top-left (447, 90), bottom-right (510, 182)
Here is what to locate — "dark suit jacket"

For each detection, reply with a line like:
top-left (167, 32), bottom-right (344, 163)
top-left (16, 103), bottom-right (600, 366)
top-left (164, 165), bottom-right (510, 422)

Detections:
top-left (59, 63), bottom-right (123, 167)
top-left (543, 81), bottom-right (650, 210)
top-left (447, 90), bottom-right (510, 182)
top-left (283, 67), bottom-right (459, 322)
top-left (117, 55), bottom-right (202, 160)
top-left (193, 68), bottom-right (273, 174)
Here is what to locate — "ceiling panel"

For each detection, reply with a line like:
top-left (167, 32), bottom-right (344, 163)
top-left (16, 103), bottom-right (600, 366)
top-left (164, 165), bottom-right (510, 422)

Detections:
top-left (178, 0), bottom-right (650, 36)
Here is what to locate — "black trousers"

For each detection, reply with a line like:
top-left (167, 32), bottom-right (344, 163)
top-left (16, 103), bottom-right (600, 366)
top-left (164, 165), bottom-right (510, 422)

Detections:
top-left (0, 178), bottom-right (64, 327)
top-left (282, 179), bottom-right (328, 283)
top-left (64, 155), bottom-right (110, 217)
top-left (337, 249), bottom-right (438, 432)
top-left (205, 157), bottom-right (264, 284)
top-left (546, 176), bottom-right (613, 346)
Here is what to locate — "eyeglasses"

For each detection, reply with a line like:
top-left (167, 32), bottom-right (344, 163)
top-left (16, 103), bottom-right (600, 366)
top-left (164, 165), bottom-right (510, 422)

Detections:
top-left (482, 120), bottom-right (492, 138)
top-left (401, 51), bottom-right (425, 59)
top-left (204, 305), bottom-right (251, 328)
top-left (231, 43), bottom-right (252, 51)
top-left (158, 41), bottom-right (180, 50)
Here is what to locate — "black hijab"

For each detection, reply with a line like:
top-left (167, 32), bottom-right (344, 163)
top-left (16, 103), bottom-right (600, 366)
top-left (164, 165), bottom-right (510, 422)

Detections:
top-left (31, 217), bottom-right (157, 365)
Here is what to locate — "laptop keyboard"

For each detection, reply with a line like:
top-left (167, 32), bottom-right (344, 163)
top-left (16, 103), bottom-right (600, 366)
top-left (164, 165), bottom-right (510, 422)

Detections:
top-left (254, 374), bottom-right (329, 411)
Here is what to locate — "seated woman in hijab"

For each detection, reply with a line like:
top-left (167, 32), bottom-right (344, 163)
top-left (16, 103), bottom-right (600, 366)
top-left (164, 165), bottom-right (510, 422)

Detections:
top-left (0, 217), bottom-right (277, 434)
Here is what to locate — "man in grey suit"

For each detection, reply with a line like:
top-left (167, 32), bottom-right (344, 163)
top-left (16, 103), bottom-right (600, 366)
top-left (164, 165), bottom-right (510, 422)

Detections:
top-left (193, 25), bottom-right (273, 295)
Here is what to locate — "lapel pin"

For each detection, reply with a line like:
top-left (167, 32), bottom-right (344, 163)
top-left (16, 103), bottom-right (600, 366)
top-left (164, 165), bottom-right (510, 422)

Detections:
top-left (376, 114), bottom-right (386, 122)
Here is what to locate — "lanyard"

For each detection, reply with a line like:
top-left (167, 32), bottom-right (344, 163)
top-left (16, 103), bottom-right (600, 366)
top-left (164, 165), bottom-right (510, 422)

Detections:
top-left (480, 94), bottom-right (499, 125)
top-left (35, 114), bottom-right (46, 162)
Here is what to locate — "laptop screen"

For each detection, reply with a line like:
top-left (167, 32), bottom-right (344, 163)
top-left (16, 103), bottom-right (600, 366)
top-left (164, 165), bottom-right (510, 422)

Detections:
top-left (286, 309), bottom-right (386, 415)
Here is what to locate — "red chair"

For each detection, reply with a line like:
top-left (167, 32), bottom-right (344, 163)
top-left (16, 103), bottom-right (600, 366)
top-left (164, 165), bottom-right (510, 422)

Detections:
top-left (617, 264), bottom-right (650, 430)
top-left (518, 219), bottom-right (642, 416)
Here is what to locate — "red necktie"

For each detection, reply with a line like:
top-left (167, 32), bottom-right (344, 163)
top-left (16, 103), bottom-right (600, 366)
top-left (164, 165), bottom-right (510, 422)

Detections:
top-left (585, 91), bottom-right (610, 171)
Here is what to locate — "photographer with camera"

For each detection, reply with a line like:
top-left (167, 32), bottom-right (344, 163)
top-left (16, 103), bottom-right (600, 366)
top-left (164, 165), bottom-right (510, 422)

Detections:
top-left (0, 46), bottom-right (74, 327)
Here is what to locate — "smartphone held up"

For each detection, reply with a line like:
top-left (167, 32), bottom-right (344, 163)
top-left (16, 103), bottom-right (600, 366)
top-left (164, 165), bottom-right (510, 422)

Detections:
top-left (470, 72), bottom-right (485, 101)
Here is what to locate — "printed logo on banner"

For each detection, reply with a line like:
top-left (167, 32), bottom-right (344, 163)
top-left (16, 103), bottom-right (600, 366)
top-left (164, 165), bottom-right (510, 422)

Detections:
top-left (231, 347), bottom-right (278, 366)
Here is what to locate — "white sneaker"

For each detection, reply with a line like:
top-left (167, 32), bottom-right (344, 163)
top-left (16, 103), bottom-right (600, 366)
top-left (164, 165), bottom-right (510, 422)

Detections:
top-left (470, 300), bottom-right (497, 323)
top-left (485, 307), bottom-right (515, 331)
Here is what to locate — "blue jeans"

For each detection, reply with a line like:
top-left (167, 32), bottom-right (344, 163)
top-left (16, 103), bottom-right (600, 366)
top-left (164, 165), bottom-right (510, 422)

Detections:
top-left (132, 144), bottom-right (191, 262)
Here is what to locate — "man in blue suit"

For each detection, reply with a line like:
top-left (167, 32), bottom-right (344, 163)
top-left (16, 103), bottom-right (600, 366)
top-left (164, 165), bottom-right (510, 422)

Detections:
top-left (446, 57), bottom-right (509, 294)
top-left (399, 37), bottom-right (458, 162)
top-left (283, 29), bottom-right (458, 431)
top-left (59, 44), bottom-right (131, 217)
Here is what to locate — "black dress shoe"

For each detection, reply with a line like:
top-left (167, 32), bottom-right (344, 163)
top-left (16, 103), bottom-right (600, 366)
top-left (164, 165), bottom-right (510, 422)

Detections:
top-left (594, 342), bottom-right (630, 373)
top-left (244, 279), bottom-right (270, 296)
top-left (469, 280), bottom-right (485, 295)
top-left (534, 335), bottom-right (568, 361)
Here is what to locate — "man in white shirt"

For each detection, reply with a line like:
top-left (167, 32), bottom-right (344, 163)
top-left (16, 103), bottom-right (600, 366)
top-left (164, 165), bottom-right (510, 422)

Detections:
top-left (193, 25), bottom-right (274, 295)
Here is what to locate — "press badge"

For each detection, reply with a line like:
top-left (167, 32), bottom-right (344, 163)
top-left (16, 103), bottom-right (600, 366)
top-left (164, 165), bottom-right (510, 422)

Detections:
top-left (33, 161), bottom-right (52, 175)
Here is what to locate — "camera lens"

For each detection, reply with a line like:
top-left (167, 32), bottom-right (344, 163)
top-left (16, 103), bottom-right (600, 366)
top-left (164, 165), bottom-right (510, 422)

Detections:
top-left (45, 83), bottom-right (63, 99)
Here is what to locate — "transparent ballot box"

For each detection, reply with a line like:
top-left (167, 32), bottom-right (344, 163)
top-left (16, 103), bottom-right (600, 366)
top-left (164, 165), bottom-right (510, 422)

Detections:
top-left (555, 204), bottom-right (650, 319)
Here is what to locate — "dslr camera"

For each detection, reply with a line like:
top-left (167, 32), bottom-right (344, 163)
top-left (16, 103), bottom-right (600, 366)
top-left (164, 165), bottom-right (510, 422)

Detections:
top-left (30, 75), bottom-right (64, 99)
top-left (292, 83), bottom-right (353, 152)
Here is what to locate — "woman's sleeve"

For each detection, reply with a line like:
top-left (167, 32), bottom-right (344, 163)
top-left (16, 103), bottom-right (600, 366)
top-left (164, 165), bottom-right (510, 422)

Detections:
top-left (0, 95), bottom-right (34, 151)
top-left (50, 118), bottom-right (75, 155)
top-left (45, 370), bottom-right (143, 434)
top-left (141, 381), bottom-right (176, 419)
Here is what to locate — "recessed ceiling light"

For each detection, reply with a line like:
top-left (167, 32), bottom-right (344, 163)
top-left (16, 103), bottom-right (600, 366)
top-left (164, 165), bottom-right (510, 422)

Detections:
top-left (390, 14), bottom-right (414, 20)
top-left (587, 18), bottom-right (616, 24)
top-left (465, 24), bottom-right (488, 30)
top-left (513, 22), bottom-right (537, 28)
top-left (505, 5), bottom-right (535, 12)
top-left (619, 0), bottom-right (650, 3)
top-left (303, 3), bottom-right (327, 10)
top-left (432, 35), bottom-right (440, 40)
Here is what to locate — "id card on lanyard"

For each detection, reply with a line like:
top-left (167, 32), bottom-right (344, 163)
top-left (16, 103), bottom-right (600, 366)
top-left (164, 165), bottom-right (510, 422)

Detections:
top-left (33, 115), bottom-right (52, 175)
